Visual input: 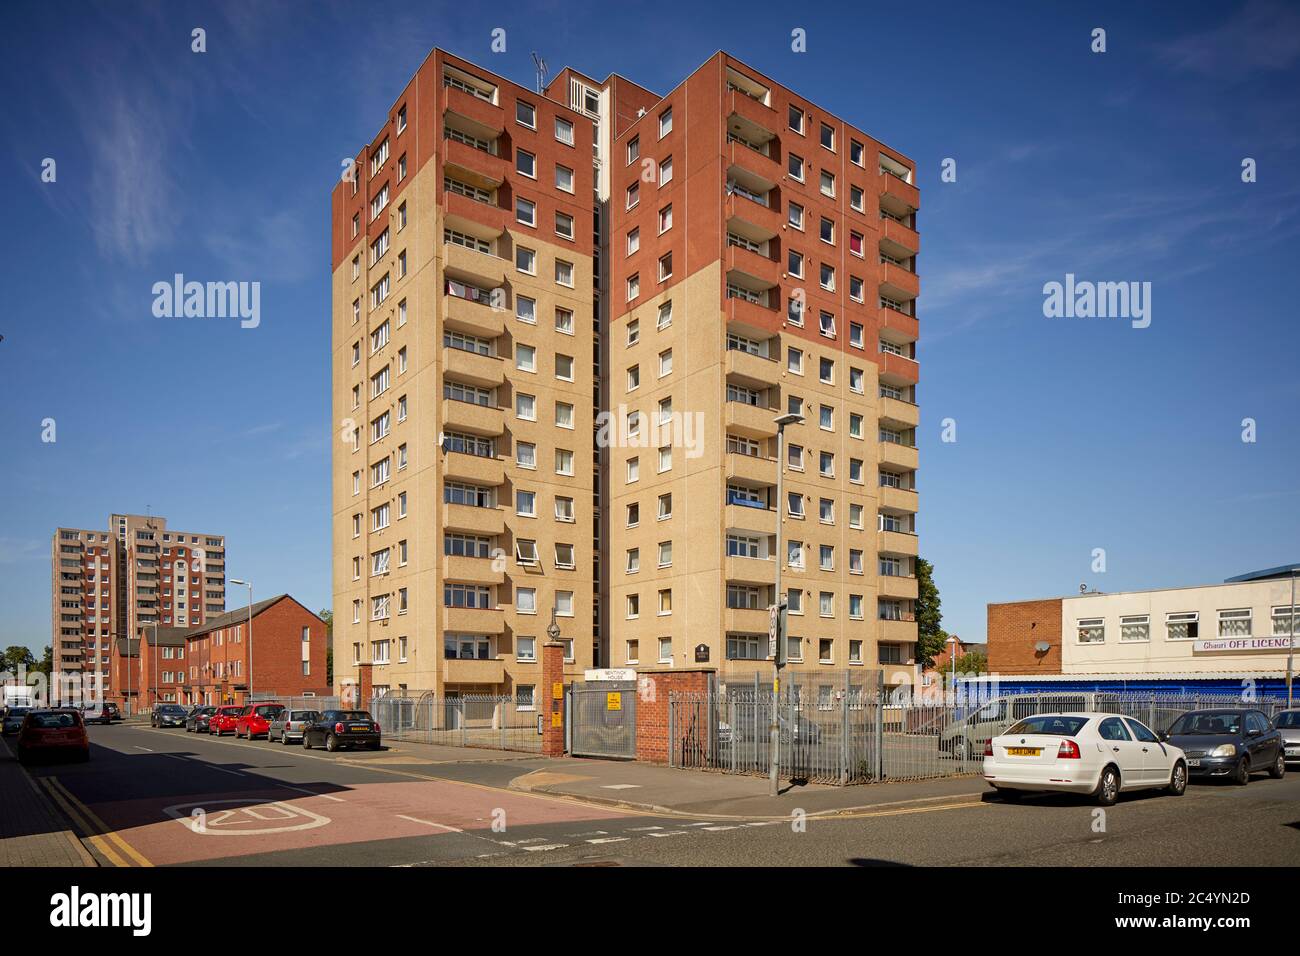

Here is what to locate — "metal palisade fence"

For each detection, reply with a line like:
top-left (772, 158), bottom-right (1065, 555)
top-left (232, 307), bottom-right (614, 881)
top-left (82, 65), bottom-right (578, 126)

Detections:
top-left (367, 692), bottom-right (542, 753)
top-left (669, 675), bottom-right (1289, 786)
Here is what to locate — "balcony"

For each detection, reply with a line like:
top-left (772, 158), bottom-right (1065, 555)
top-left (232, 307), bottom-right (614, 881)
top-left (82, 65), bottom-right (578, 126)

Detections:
top-left (726, 244), bottom-right (781, 290)
top-left (442, 554), bottom-right (505, 586)
top-left (878, 259), bottom-right (920, 301)
top-left (724, 555), bottom-right (776, 587)
top-left (442, 452), bottom-right (506, 486)
top-left (442, 605), bottom-right (506, 634)
top-left (725, 189), bottom-right (783, 237)
top-left (879, 305), bottom-right (919, 343)
top-left (879, 395), bottom-right (919, 429)
top-left (878, 170), bottom-right (920, 212)
top-left (727, 88), bottom-right (778, 141)
top-left (724, 294), bottom-right (782, 337)
top-left (724, 502), bottom-right (777, 536)
top-left (880, 217), bottom-right (920, 258)
top-left (442, 503), bottom-right (505, 536)
top-left (725, 347), bottom-right (780, 390)
top-left (443, 293), bottom-right (506, 338)
top-left (726, 139), bottom-right (781, 191)
top-left (442, 346), bottom-right (505, 388)
top-left (725, 452), bottom-right (777, 486)
top-left (442, 239), bottom-right (508, 288)
top-left (443, 136), bottom-right (508, 187)
top-left (441, 398), bottom-right (504, 436)
top-left (878, 440), bottom-right (919, 472)
top-left (878, 574), bottom-right (919, 601)
top-left (443, 190), bottom-right (511, 238)
top-left (443, 84), bottom-right (505, 135)
top-left (878, 351), bottom-right (919, 385)
top-left (442, 656), bottom-right (506, 685)
top-left (725, 401), bottom-right (779, 440)
top-left (878, 618), bottom-right (918, 644)
top-left (877, 529), bottom-right (919, 557)
top-left (724, 606), bottom-right (772, 634)
top-left (877, 484), bottom-right (918, 513)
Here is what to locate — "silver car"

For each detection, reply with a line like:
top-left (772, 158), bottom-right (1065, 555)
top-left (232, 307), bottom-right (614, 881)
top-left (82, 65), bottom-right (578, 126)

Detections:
top-left (1277, 710), bottom-right (1300, 764)
top-left (268, 709), bottom-right (321, 745)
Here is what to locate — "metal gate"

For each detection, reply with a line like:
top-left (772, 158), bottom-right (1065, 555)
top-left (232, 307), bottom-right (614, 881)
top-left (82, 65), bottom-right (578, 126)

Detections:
top-left (569, 681), bottom-right (637, 759)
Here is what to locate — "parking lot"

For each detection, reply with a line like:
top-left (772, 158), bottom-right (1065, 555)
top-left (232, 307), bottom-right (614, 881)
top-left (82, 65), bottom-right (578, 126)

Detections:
top-left (3, 717), bottom-right (1297, 867)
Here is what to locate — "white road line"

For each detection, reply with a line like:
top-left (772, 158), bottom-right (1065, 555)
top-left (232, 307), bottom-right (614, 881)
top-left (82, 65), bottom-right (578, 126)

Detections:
top-left (686, 822), bottom-right (717, 827)
top-left (522, 843), bottom-right (569, 852)
top-left (627, 825), bottom-right (663, 831)
top-left (702, 825), bottom-right (740, 832)
top-left (649, 831), bottom-right (687, 838)
top-left (280, 784), bottom-right (347, 804)
top-left (396, 814), bottom-right (464, 834)
top-left (600, 784), bottom-right (641, 790)
top-left (585, 837), bottom-right (629, 845)
top-left (134, 746), bottom-right (154, 752)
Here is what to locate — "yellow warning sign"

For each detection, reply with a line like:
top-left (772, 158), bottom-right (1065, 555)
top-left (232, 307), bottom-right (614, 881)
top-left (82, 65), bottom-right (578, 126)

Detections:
top-left (552, 682), bottom-right (564, 700)
top-left (606, 691), bottom-right (622, 712)
top-left (551, 712), bottom-right (563, 728)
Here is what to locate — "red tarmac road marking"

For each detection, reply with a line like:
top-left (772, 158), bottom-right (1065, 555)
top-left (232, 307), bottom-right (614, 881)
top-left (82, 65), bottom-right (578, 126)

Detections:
top-left (54, 777), bottom-right (631, 865)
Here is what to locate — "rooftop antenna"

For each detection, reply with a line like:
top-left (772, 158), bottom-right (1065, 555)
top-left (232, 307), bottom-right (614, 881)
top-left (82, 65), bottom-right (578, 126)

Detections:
top-left (531, 51), bottom-right (548, 94)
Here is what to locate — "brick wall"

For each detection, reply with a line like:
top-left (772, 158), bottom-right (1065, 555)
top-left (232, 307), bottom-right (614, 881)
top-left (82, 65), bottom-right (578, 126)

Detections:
top-left (187, 597), bottom-right (329, 704)
top-left (635, 669), bottom-right (715, 764)
top-left (987, 599), bottom-right (1063, 673)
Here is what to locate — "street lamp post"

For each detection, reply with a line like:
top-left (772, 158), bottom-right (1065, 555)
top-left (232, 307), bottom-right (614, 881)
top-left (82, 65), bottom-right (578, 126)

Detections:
top-left (1289, 568), bottom-right (1296, 709)
top-left (769, 412), bottom-right (804, 797)
top-left (231, 580), bottom-right (254, 704)
top-left (143, 621), bottom-right (158, 712)
top-left (947, 634), bottom-right (959, 697)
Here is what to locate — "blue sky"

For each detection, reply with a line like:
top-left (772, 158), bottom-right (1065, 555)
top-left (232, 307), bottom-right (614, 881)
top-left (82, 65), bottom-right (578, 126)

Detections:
top-left (2, 0), bottom-right (1298, 654)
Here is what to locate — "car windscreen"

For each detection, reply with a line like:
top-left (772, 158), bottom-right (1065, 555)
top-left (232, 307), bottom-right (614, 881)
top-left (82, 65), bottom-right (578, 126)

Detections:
top-left (6, 708), bottom-right (31, 717)
top-left (255, 706), bottom-right (284, 717)
top-left (291, 711), bottom-right (319, 720)
top-left (218, 708), bottom-right (242, 715)
top-left (1169, 711), bottom-right (1241, 736)
top-left (30, 712), bottom-right (79, 729)
top-left (1005, 715), bottom-right (1088, 737)
top-left (1275, 712), bottom-right (1300, 729)
top-left (337, 711), bottom-right (372, 721)
top-left (160, 705), bottom-right (186, 714)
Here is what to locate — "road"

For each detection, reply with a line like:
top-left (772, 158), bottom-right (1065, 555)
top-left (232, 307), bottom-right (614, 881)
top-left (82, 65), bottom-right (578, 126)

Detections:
top-left (21, 722), bottom-right (1300, 867)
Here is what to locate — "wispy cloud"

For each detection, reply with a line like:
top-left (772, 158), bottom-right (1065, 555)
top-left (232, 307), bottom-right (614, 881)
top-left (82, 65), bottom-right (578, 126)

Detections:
top-left (1157, 0), bottom-right (1300, 81)
top-left (0, 538), bottom-right (47, 565)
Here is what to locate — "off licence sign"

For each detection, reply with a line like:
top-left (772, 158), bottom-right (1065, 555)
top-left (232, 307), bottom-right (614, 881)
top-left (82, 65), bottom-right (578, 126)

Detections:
top-left (1194, 636), bottom-right (1294, 652)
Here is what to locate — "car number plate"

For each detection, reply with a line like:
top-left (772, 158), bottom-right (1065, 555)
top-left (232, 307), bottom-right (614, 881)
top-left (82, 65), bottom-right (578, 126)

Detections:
top-left (1006, 747), bottom-right (1041, 757)
top-left (1187, 758), bottom-right (1201, 767)
top-left (349, 725), bottom-right (369, 732)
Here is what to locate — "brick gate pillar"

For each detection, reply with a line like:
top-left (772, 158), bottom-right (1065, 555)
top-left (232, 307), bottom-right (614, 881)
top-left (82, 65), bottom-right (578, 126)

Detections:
top-left (541, 641), bottom-right (566, 757)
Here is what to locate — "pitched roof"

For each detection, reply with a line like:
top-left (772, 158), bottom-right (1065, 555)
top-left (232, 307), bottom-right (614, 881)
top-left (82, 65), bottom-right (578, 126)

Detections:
top-left (180, 594), bottom-right (320, 640)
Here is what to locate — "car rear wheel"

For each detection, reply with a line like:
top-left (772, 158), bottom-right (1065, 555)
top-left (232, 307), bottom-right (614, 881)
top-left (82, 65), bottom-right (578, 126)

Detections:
top-left (302, 734), bottom-right (312, 749)
top-left (1233, 758), bottom-right (1250, 786)
top-left (325, 734), bottom-right (339, 752)
top-left (1166, 761), bottom-right (1187, 796)
top-left (1269, 750), bottom-right (1285, 779)
top-left (1095, 765), bottom-right (1120, 806)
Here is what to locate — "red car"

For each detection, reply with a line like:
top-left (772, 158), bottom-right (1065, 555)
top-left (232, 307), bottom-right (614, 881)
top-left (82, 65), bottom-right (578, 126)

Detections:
top-left (16, 709), bottom-right (89, 764)
top-left (235, 703), bottom-right (285, 740)
top-left (208, 705), bottom-right (243, 736)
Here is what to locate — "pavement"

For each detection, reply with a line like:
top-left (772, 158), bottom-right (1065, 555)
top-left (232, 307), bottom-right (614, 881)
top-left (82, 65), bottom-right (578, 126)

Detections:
top-left (0, 734), bottom-right (96, 867)
top-left (10, 722), bottom-right (1299, 867)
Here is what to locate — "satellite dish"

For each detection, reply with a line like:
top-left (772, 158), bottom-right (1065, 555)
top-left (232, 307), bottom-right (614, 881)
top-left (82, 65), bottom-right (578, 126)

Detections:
top-left (1034, 641), bottom-right (1051, 653)
top-left (1079, 583), bottom-right (1088, 593)
top-left (437, 432), bottom-right (447, 451)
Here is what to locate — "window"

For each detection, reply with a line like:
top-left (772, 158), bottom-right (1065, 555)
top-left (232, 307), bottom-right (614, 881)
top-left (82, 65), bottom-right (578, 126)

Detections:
top-left (627, 594), bottom-right (640, 619)
top-left (658, 637), bottom-right (673, 664)
top-left (1120, 615), bottom-right (1150, 643)
top-left (516, 296), bottom-right (536, 324)
top-left (819, 356), bottom-right (834, 384)
top-left (820, 217), bottom-right (834, 244)
top-left (555, 354), bottom-right (575, 380)
top-left (626, 137), bottom-right (640, 164)
top-left (788, 105), bottom-right (804, 133)
top-left (1166, 612), bottom-right (1199, 640)
top-left (516, 490), bottom-right (536, 517)
top-left (658, 589), bottom-right (672, 616)
top-left (516, 587), bottom-right (537, 614)
top-left (555, 212), bottom-right (574, 240)
top-left (516, 101), bottom-right (536, 128)
top-left (819, 263), bottom-right (835, 291)
top-left (515, 197), bottom-right (536, 226)
top-left (627, 365), bottom-right (640, 391)
top-left (516, 246), bottom-right (536, 273)
top-left (786, 491), bottom-right (804, 518)
top-left (819, 170), bottom-right (835, 197)
top-left (819, 311), bottom-right (835, 338)
top-left (657, 493), bottom-right (673, 519)
top-left (658, 252), bottom-right (673, 281)
top-left (554, 116), bottom-right (574, 145)
top-left (788, 249), bottom-right (804, 279)
top-left (658, 156), bottom-right (673, 186)
top-left (1077, 618), bottom-right (1105, 644)
top-left (626, 228), bottom-right (640, 255)
top-left (515, 393), bottom-right (536, 421)
top-left (1272, 606), bottom-right (1300, 637)
top-left (517, 637), bottom-right (536, 662)
top-left (1218, 608), bottom-right (1252, 637)
top-left (658, 540), bottom-right (673, 568)
top-left (516, 149), bottom-right (536, 177)
top-left (658, 203), bottom-right (672, 232)
top-left (727, 634), bottom-right (762, 661)
top-left (788, 202), bottom-right (804, 229)
top-left (555, 401), bottom-right (574, 428)
top-left (626, 639), bottom-right (640, 664)
top-left (515, 539), bottom-right (539, 564)
top-left (658, 107), bottom-right (672, 138)
top-left (555, 308), bottom-right (574, 334)
top-left (658, 349), bottom-right (673, 377)
top-left (626, 273), bottom-right (640, 300)
top-left (554, 543), bottom-right (575, 569)
top-left (850, 185), bottom-right (865, 212)
top-left (627, 181), bottom-right (640, 208)
top-left (788, 153), bottom-right (804, 181)
top-left (820, 123), bottom-right (834, 151)
top-left (627, 457), bottom-right (639, 482)
top-left (555, 496), bottom-right (575, 521)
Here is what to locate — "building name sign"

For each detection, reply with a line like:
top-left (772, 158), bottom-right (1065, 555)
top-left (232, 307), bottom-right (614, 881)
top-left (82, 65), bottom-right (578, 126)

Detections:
top-left (1193, 637), bottom-right (1294, 653)
top-left (583, 669), bottom-right (637, 682)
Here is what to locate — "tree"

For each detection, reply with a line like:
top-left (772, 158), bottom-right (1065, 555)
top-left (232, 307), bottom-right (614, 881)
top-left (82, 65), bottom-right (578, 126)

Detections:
top-left (319, 609), bottom-right (334, 686)
top-left (949, 649), bottom-right (987, 676)
top-left (914, 558), bottom-right (949, 669)
top-left (1, 645), bottom-right (37, 676)
top-left (31, 645), bottom-right (53, 678)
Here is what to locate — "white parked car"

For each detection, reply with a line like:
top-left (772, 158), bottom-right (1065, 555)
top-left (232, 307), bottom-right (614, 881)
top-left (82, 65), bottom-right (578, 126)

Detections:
top-left (982, 712), bottom-right (1188, 806)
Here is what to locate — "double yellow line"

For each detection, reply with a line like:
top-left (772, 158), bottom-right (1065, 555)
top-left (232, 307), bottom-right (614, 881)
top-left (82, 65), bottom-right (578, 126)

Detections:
top-left (39, 777), bottom-right (152, 867)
